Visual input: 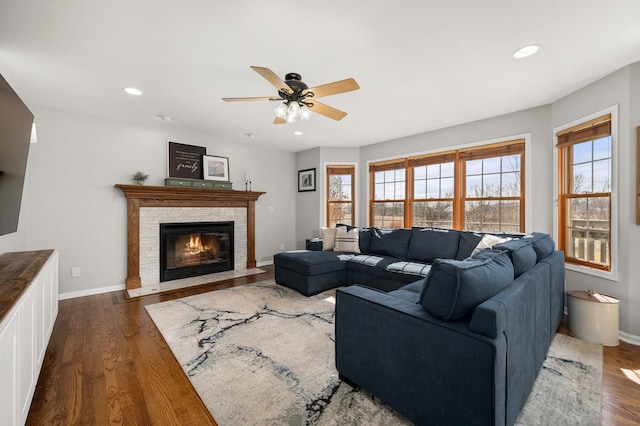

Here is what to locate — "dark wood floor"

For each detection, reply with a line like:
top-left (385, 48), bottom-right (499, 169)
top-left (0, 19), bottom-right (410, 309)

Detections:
top-left (27, 265), bottom-right (640, 425)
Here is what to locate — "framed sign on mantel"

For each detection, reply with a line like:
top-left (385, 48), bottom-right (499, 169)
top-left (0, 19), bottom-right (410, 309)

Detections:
top-left (167, 141), bottom-right (206, 179)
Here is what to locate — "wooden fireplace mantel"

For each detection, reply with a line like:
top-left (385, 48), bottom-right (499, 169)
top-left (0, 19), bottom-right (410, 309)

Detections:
top-left (115, 184), bottom-right (265, 290)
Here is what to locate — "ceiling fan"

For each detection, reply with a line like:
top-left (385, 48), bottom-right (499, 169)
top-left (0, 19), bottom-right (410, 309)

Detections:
top-left (222, 66), bottom-right (360, 124)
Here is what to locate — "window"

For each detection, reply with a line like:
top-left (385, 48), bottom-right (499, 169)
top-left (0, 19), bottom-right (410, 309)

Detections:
top-left (370, 160), bottom-right (407, 229)
top-left (409, 153), bottom-right (455, 229)
top-left (557, 114), bottom-right (612, 271)
top-left (460, 142), bottom-right (524, 233)
top-left (368, 140), bottom-right (525, 231)
top-left (326, 165), bottom-right (355, 227)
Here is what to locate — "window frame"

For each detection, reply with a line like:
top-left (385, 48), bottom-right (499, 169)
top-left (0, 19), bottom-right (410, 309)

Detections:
top-left (410, 152), bottom-right (456, 229)
top-left (459, 140), bottom-right (526, 233)
top-left (325, 164), bottom-right (356, 227)
top-left (369, 159), bottom-right (409, 229)
top-left (367, 137), bottom-right (528, 232)
top-left (553, 106), bottom-right (619, 281)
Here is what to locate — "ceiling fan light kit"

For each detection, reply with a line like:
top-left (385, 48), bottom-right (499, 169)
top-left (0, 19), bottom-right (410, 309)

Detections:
top-left (223, 66), bottom-right (359, 124)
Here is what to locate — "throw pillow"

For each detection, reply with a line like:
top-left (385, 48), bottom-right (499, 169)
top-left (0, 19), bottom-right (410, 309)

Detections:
top-left (358, 227), bottom-right (372, 254)
top-left (472, 234), bottom-right (512, 255)
top-left (334, 226), bottom-right (360, 253)
top-left (418, 250), bottom-right (514, 321)
top-left (320, 227), bottom-right (336, 251)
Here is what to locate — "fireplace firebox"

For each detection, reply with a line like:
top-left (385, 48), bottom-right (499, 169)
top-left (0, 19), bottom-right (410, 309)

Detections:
top-left (160, 221), bottom-right (234, 282)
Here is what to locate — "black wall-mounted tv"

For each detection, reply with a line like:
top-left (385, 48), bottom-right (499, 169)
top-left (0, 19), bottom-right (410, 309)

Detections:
top-left (0, 73), bottom-right (34, 237)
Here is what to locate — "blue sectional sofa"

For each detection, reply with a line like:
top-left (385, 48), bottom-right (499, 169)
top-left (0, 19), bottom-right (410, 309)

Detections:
top-left (274, 226), bottom-right (565, 425)
top-left (275, 227), bottom-right (485, 295)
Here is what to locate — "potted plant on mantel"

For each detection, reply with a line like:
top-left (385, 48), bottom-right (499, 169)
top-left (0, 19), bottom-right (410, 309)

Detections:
top-left (131, 170), bottom-right (149, 185)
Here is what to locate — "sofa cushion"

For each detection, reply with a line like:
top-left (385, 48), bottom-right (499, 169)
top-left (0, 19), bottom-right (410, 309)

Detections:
top-left (418, 250), bottom-right (514, 320)
top-left (368, 228), bottom-right (412, 259)
top-left (522, 232), bottom-right (555, 261)
top-left (334, 226), bottom-right (361, 253)
top-left (347, 255), bottom-right (400, 278)
top-left (408, 228), bottom-right (459, 263)
top-left (386, 261), bottom-right (432, 277)
top-left (492, 240), bottom-right (537, 277)
top-left (320, 227), bottom-right (336, 251)
top-left (456, 231), bottom-right (483, 260)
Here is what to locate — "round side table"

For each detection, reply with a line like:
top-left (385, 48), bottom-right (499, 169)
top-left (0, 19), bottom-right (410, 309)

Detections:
top-left (567, 290), bottom-right (619, 346)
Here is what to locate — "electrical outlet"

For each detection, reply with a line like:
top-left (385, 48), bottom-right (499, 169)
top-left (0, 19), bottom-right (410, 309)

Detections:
top-left (280, 242), bottom-right (285, 249)
top-left (71, 267), bottom-right (81, 278)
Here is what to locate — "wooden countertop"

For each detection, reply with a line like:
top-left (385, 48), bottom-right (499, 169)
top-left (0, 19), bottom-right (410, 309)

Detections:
top-left (0, 249), bottom-right (55, 323)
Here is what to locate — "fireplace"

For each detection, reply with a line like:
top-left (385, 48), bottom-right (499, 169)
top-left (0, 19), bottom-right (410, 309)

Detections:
top-left (160, 221), bottom-right (234, 282)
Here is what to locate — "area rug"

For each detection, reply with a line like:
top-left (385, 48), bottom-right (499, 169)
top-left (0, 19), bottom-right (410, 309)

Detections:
top-left (146, 281), bottom-right (603, 425)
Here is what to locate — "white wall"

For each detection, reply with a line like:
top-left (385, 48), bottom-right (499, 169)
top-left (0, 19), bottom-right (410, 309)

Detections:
top-left (294, 146), bottom-right (360, 248)
top-left (1, 106), bottom-right (296, 295)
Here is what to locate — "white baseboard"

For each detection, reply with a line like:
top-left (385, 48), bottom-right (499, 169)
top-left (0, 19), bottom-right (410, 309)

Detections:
top-left (257, 259), bottom-right (274, 267)
top-left (619, 331), bottom-right (640, 346)
top-left (58, 283), bottom-right (126, 300)
top-left (58, 264), bottom-right (274, 300)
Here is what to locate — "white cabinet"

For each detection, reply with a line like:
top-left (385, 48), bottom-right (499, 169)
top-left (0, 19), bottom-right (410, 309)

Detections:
top-left (0, 311), bottom-right (18, 425)
top-left (0, 250), bottom-right (58, 426)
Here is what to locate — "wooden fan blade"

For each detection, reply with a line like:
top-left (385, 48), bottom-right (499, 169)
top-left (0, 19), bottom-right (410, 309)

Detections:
top-left (273, 117), bottom-right (286, 125)
top-left (250, 66), bottom-right (292, 94)
top-left (222, 96), bottom-right (280, 102)
top-left (304, 78), bottom-right (359, 98)
top-left (307, 100), bottom-right (348, 121)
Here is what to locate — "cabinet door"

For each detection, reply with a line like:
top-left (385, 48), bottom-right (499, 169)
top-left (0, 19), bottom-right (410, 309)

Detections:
top-left (0, 312), bottom-right (19, 425)
top-left (17, 286), bottom-right (36, 424)
top-left (34, 274), bottom-right (46, 366)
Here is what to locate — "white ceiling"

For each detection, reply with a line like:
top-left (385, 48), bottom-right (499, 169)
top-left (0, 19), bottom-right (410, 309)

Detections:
top-left (2, 1), bottom-right (640, 152)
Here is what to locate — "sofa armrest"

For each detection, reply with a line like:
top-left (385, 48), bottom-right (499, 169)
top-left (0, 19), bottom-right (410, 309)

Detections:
top-left (335, 285), bottom-right (506, 425)
top-left (469, 300), bottom-right (507, 339)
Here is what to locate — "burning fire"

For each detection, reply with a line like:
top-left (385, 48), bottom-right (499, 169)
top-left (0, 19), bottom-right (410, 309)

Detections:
top-left (184, 235), bottom-right (214, 257)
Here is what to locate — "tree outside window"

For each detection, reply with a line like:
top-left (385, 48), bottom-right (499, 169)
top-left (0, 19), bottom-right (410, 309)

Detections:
top-left (368, 140), bottom-right (525, 232)
top-left (327, 165), bottom-right (355, 227)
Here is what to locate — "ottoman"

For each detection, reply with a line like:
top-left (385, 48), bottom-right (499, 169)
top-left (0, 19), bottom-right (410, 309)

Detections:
top-left (274, 250), bottom-right (350, 296)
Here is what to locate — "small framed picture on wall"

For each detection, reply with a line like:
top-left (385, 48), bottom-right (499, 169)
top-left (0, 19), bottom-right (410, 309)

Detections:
top-left (203, 155), bottom-right (230, 181)
top-left (298, 168), bottom-right (316, 192)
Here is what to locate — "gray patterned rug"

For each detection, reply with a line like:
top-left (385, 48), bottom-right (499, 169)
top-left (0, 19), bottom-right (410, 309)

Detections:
top-left (146, 281), bottom-right (602, 425)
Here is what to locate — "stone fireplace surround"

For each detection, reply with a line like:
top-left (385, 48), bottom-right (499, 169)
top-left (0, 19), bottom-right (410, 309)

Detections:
top-left (144, 209), bottom-right (241, 284)
top-left (115, 184), bottom-right (265, 296)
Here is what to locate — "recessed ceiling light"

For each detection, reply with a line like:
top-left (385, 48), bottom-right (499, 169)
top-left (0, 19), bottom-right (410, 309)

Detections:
top-left (512, 44), bottom-right (540, 59)
top-left (123, 87), bottom-right (142, 96)
top-left (293, 131), bottom-right (303, 136)
top-left (244, 133), bottom-right (256, 138)
top-left (154, 114), bottom-right (173, 122)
